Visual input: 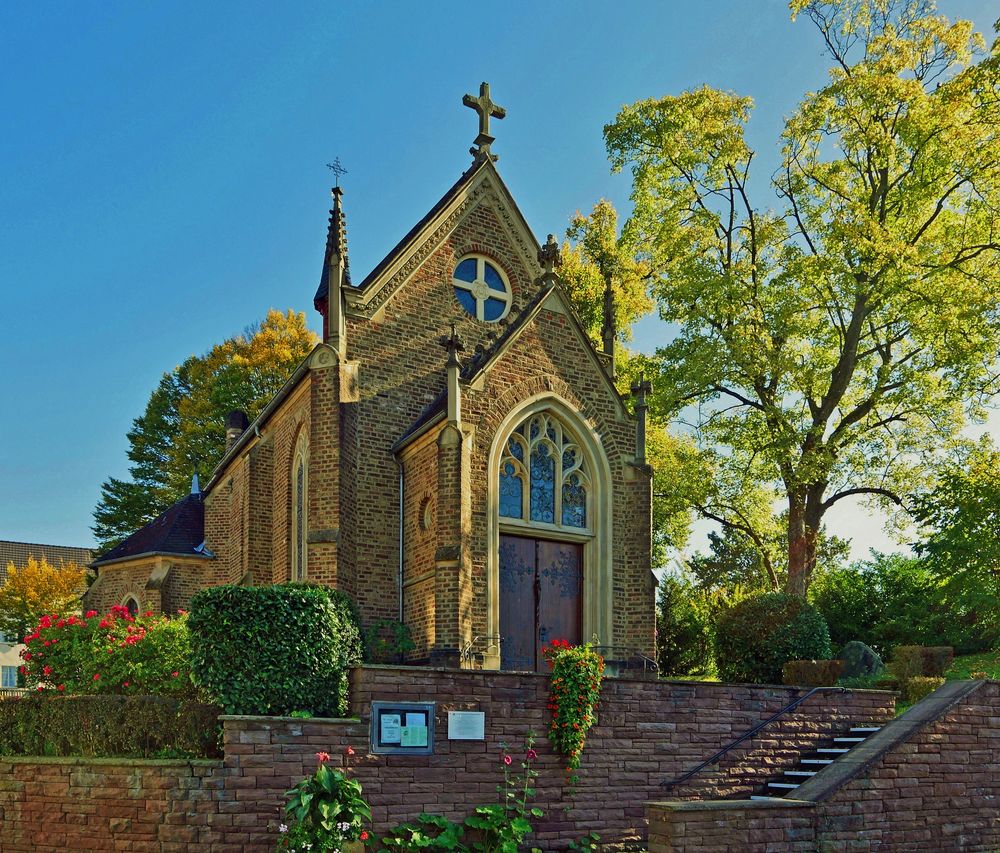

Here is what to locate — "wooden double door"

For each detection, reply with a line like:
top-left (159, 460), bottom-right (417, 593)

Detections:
top-left (499, 534), bottom-right (582, 672)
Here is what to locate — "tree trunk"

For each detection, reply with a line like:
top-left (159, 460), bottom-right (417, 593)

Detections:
top-left (787, 493), bottom-right (820, 597)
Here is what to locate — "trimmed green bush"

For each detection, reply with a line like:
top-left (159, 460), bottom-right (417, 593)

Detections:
top-left (890, 645), bottom-right (954, 681)
top-left (0, 694), bottom-right (221, 758)
top-left (715, 592), bottom-right (832, 684)
top-left (781, 659), bottom-right (844, 687)
top-left (188, 583), bottom-right (362, 717)
top-left (902, 676), bottom-right (945, 703)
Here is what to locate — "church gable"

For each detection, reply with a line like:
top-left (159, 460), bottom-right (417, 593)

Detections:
top-left (346, 160), bottom-right (542, 325)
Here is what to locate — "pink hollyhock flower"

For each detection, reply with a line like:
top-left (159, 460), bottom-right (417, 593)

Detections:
top-left (527, 749), bottom-right (537, 760)
top-left (345, 746), bottom-right (355, 756)
top-left (315, 752), bottom-right (330, 763)
top-left (503, 754), bottom-right (512, 766)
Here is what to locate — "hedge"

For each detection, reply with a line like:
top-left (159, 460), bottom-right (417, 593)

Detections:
top-left (188, 583), bottom-right (362, 717)
top-left (0, 694), bottom-right (222, 758)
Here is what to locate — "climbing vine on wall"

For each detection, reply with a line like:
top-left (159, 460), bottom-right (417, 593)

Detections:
top-left (543, 640), bottom-right (604, 784)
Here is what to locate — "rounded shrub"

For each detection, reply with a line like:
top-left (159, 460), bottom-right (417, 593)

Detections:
top-left (715, 591), bottom-right (832, 684)
top-left (188, 583), bottom-right (362, 717)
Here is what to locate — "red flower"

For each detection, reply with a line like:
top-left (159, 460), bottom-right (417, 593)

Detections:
top-left (345, 745), bottom-right (355, 756)
top-left (503, 754), bottom-right (512, 766)
top-left (360, 830), bottom-right (369, 841)
top-left (99, 620), bottom-right (111, 629)
top-left (22, 652), bottom-right (31, 662)
top-left (42, 665), bottom-right (52, 676)
top-left (123, 682), bottom-right (130, 688)
top-left (85, 610), bottom-right (98, 619)
top-left (527, 749), bottom-right (537, 760)
top-left (92, 673), bottom-right (100, 681)
top-left (143, 611), bottom-right (154, 617)
top-left (57, 684), bottom-right (65, 692)
top-left (172, 671), bottom-right (179, 678)
top-left (315, 751), bottom-right (330, 763)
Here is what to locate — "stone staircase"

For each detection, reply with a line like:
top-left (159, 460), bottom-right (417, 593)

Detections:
top-left (750, 724), bottom-right (882, 799)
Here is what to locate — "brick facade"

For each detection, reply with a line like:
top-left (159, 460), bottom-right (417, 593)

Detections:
top-left (0, 666), bottom-right (895, 851)
top-left (138, 156), bottom-right (658, 668)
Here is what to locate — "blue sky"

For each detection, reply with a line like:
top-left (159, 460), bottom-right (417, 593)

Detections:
top-left (1, 1), bottom-right (995, 553)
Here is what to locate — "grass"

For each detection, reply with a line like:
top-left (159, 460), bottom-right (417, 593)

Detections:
top-left (945, 650), bottom-right (1000, 680)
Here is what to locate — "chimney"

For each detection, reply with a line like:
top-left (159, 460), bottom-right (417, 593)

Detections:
top-left (226, 410), bottom-right (250, 451)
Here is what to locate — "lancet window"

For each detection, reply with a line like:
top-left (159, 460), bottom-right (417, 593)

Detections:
top-left (291, 433), bottom-right (308, 581)
top-left (498, 412), bottom-right (589, 530)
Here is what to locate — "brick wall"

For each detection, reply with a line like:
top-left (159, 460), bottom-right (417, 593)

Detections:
top-left (0, 757), bottom-right (226, 852)
top-left (0, 667), bottom-right (895, 851)
top-left (218, 667), bottom-right (892, 851)
top-left (649, 680), bottom-right (1000, 853)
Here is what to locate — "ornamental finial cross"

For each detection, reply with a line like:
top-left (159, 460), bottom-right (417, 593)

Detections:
top-left (463, 82), bottom-right (506, 161)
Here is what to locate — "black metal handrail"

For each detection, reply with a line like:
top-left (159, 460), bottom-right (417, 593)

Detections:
top-left (660, 685), bottom-right (846, 789)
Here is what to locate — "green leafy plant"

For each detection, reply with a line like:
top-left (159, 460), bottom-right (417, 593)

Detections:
top-left (380, 738), bottom-right (543, 853)
top-left (902, 676), bottom-right (946, 704)
top-left (567, 832), bottom-right (602, 851)
top-left (188, 583), bottom-right (361, 717)
top-left (0, 694), bottom-right (221, 758)
top-left (543, 640), bottom-right (604, 784)
top-left (715, 592), bottom-right (831, 684)
top-left (363, 619), bottom-right (416, 664)
top-left (277, 747), bottom-right (371, 852)
top-left (781, 659), bottom-right (844, 687)
top-left (20, 606), bottom-right (193, 697)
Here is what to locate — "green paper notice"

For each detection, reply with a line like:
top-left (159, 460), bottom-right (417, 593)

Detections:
top-left (400, 725), bottom-right (428, 747)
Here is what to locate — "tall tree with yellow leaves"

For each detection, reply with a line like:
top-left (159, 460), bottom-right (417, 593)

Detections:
top-left (0, 557), bottom-right (86, 642)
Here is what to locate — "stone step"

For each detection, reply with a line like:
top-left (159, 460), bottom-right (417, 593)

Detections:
top-left (801, 758), bottom-right (835, 765)
top-left (817, 747), bottom-right (851, 754)
top-left (784, 770), bottom-right (818, 777)
top-left (833, 736), bottom-right (866, 744)
top-left (767, 782), bottom-right (800, 790)
top-left (850, 726), bottom-right (881, 733)
top-left (750, 795), bottom-right (785, 801)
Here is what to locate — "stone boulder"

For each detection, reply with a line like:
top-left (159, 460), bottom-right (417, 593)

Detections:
top-left (839, 641), bottom-right (884, 679)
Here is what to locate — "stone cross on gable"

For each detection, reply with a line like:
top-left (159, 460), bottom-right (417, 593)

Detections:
top-left (463, 82), bottom-right (507, 162)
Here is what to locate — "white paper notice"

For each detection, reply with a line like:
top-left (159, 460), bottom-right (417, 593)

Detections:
top-left (380, 713), bottom-right (401, 744)
top-left (447, 711), bottom-right (485, 740)
top-left (405, 712), bottom-right (426, 728)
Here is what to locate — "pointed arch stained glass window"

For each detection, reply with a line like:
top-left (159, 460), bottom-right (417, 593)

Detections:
top-left (498, 412), bottom-right (589, 529)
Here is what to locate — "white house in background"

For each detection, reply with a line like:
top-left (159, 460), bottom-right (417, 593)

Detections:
top-left (0, 540), bottom-right (93, 689)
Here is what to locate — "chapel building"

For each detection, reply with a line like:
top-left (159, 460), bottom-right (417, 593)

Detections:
top-left (85, 84), bottom-right (655, 671)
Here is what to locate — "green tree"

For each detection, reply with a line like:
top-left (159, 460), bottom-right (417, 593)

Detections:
top-left (93, 310), bottom-right (317, 551)
top-left (689, 519), bottom-right (851, 592)
top-left (602, 1), bottom-right (1000, 594)
top-left (562, 200), bottom-right (708, 566)
top-left (911, 440), bottom-right (1000, 648)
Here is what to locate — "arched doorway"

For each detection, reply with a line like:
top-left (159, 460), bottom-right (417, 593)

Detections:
top-left (487, 398), bottom-right (612, 671)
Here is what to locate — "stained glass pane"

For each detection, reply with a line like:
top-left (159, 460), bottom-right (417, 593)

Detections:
top-left (484, 262), bottom-right (506, 292)
top-left (454, 258), bottom-right (477, 282)
top-left (562, 474), bottom-right (586, 528)
top-left (499, 462), bottom-right (523, 518)
top-left (508, 437), bottom-right (524, 461)
top-left (562, 448), bottom-right (576, 471)
top-left (454, 287), bottom-right (477, 317)
top-left (295, 460), bottom-right (305, 579)
top-left (530, 444), bottom-right (555, 523)
top-left (546, 422), bottom-right (557, 442)
top-left (529, 418), bottom-right (541, 440)
top-left (483, 297), bottom-right (506, 321)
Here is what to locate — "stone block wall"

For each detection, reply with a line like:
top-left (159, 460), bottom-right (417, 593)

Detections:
top-left (649, 680), bottom-right (1000, 853)
top-left (0, 667), bottom-right (895, 852)
top-left (0, 757), bottom-right (226, 852)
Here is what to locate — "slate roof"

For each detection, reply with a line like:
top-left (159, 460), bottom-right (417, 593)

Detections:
top-left (92, 491), bottom-right (207, 567)
top-left (0, 541), bottom-right (94, 586)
